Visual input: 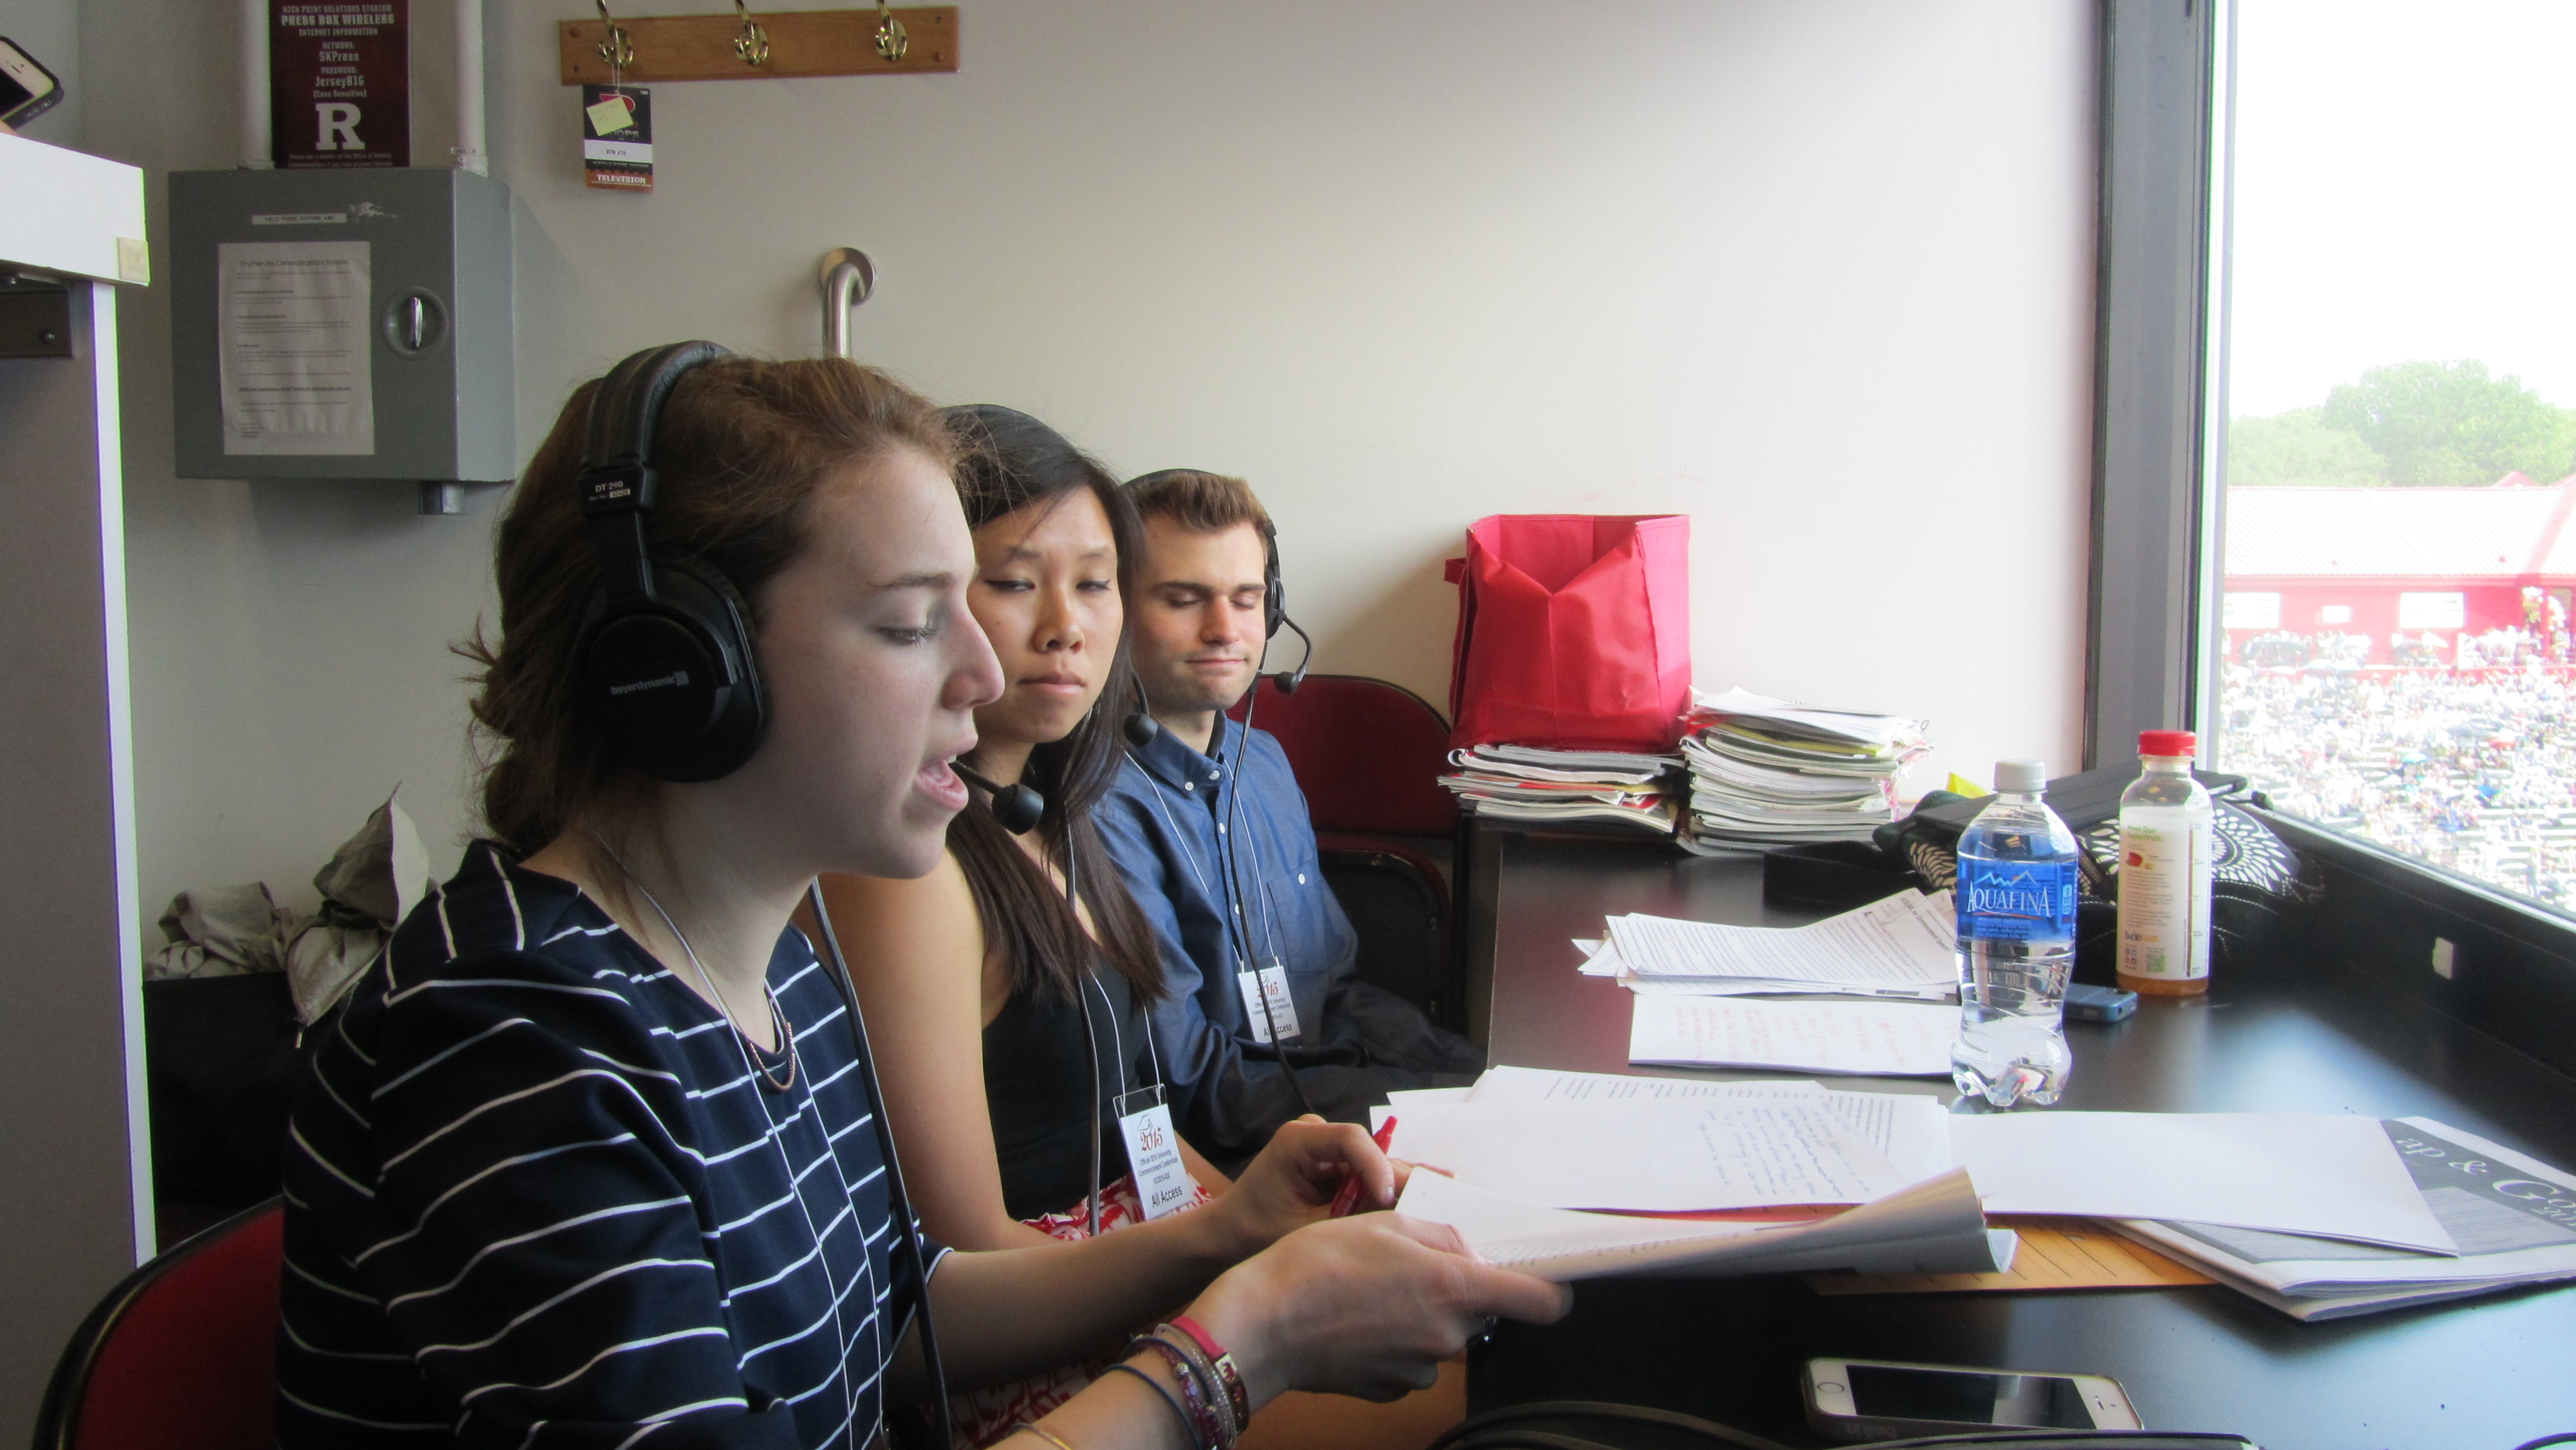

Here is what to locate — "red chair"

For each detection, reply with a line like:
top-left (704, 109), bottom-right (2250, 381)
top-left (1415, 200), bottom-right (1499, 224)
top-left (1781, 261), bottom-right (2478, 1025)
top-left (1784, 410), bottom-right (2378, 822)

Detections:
top-left (32, 1198), bottom-right (283, 1450)
top-left (1230, 674), bottom-right (1465, 1028)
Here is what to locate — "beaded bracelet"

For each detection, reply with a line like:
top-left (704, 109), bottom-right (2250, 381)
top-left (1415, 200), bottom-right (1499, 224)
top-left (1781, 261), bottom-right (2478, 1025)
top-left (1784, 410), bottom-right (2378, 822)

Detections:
top-left (1100, 1362), bottom-right (1202, 1450)
top-left (1123, 1334), bottom-right (1234, 1450)
top-left (1162, 1316), bottom-right (1252, 1429)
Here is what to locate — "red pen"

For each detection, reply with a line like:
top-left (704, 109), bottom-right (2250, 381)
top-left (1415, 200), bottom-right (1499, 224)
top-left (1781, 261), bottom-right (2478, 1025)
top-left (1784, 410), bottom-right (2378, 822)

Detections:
top-left (1330, 1116), bottom-right (1399, 1217)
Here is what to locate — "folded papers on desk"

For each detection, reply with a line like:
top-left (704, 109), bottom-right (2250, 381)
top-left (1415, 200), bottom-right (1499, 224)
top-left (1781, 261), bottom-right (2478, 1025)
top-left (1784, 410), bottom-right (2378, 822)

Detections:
top-left (1580, 890), bottom-right (1959, 1002)
top-left (1395, 1166), bottom-right (2010, 1283)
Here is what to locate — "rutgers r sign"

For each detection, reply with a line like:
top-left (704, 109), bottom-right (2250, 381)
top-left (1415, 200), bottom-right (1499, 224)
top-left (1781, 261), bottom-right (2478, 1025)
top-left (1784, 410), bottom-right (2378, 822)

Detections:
top-left (271, 0), bottom-right (410, 169)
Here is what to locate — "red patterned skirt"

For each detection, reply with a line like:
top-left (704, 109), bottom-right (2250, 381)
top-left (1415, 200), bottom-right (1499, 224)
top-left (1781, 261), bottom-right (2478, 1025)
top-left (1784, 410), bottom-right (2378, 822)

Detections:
top-left (951, 1172), bottom-right (1219, 1448)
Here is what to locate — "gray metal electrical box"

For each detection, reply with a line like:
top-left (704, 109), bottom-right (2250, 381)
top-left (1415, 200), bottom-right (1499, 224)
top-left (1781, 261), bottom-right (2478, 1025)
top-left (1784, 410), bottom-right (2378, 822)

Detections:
top-left (169, 168), bottom-right (513, 486)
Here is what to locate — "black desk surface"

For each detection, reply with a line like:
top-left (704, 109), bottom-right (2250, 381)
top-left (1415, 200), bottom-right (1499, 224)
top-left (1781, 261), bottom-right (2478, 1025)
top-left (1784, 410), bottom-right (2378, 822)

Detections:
top-left (1464, 827), bottom-right (2576, 1450)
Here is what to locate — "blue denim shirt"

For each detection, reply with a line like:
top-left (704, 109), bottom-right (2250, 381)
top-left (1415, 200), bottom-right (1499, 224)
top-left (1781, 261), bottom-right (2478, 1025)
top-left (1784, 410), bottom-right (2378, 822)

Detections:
top-left (1097, 716), bottom-right (1481, 1160)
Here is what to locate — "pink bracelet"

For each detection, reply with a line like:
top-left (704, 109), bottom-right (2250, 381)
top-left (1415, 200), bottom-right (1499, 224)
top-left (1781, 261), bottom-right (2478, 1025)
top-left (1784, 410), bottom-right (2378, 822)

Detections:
top-left (1125, 1335), bottom-right (1232, 1450)
top-left (1162, 1316), bottom-right (1252, 1429)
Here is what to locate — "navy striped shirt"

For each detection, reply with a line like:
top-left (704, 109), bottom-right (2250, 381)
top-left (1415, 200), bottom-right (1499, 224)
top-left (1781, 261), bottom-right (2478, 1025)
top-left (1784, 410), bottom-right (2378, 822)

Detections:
top-left (277, 842), bottom-right (942, 1450)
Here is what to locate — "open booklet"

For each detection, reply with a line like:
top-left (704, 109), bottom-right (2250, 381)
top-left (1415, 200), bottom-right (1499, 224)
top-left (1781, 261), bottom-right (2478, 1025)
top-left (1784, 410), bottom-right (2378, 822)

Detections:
top-left (2110, 1117), bottom-right (2576, 1319)
top-left (1395, 1166), bottom-right (2012, 1283)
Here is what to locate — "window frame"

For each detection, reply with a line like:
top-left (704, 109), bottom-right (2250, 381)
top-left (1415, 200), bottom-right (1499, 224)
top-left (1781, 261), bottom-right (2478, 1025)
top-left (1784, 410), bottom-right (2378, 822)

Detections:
top-left (2088, 0), bottom-right (2576, 1072)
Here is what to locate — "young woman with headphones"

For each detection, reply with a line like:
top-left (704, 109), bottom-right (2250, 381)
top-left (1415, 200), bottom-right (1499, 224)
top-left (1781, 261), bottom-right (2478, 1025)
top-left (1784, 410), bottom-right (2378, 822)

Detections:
top-left (272, 346), bottom-right (1566, 1450)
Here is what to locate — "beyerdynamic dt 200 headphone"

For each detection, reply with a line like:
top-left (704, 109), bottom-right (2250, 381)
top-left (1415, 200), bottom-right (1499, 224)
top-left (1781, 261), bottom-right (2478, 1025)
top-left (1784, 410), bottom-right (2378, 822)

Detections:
top-left (572, 341), bottom-right (770, 783)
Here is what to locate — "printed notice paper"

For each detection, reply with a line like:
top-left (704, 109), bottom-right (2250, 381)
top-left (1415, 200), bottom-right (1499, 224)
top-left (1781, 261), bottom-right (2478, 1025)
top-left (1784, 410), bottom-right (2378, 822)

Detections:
top-left (1629, 994), bottom-right (1960, 1076)
top-left (218, 240), bottom-right (374, 456)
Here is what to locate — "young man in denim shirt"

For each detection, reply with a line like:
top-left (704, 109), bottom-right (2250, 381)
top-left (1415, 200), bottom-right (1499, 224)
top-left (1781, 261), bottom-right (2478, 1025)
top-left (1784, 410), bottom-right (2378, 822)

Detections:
top-left (1095, 470), bottom-right (1482, 1165)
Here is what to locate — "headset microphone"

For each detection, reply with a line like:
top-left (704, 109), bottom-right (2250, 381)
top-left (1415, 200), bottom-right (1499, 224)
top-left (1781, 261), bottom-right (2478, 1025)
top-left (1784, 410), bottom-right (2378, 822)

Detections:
top-left (1271, 615), bottom-right (1315, 695)
top-left (952, 763), bottom-right (1046, 835)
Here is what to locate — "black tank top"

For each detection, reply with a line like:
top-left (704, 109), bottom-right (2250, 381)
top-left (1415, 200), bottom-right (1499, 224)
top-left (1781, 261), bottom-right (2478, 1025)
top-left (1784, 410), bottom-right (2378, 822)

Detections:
top-left (982, 963), bottom-right (1152, 1220)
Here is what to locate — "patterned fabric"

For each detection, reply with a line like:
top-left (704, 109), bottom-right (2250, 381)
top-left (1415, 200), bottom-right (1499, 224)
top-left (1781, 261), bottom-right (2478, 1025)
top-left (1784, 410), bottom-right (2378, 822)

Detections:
top-left (277, 842), bottom-right (942, 1450)
top-left (948, 1174), bottom-right (1218, 1448)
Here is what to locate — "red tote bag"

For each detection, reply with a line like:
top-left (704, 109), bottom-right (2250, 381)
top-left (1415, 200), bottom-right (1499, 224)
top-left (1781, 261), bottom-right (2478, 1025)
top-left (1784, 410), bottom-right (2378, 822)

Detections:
top-left (1444, 513), bottom-right (1692, 753)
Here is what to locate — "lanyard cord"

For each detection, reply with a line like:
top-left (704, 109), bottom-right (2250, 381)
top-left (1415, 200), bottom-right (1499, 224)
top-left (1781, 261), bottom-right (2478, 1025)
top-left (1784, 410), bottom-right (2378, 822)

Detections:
top-left (1132, 690), bottom-right (1317, 1117)
top-left (1065, 838), bottom-right (1105, 1240)
top-left (803, 881), bottom-right (955, 1450)
top-left (605, 857), bottom-right (873, 1449)
top-left (1217, 688), bottom-right (1316, 1118)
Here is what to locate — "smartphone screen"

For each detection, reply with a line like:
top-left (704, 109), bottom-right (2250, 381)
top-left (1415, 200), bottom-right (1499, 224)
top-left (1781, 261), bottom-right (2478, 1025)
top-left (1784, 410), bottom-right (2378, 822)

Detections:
top-left (1845, 1364), bottom-right (2097, 1429)
top-left (1, 38), bottom-right (61, 122)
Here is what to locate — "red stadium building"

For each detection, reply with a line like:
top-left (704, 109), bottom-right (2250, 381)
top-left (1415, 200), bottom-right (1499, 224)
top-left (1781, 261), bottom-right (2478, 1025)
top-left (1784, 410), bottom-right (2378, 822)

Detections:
top-left (2221, 475), bottom-right (2576, 668)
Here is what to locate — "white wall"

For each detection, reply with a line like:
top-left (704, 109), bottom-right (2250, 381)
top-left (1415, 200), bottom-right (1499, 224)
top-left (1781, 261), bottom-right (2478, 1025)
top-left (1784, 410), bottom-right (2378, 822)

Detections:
top-left (82, 0), bottom-right (2097, 922)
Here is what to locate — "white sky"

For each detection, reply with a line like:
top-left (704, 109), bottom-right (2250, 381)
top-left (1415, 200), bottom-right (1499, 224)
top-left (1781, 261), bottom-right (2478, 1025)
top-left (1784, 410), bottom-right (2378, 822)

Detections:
top-left (2225, 0), bottom-right (2576, 418)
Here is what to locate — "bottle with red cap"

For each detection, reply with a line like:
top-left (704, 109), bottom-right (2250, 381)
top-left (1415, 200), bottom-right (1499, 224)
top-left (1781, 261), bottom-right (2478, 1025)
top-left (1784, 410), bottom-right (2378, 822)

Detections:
top-left (2116, 729), bottom-right (2215, 995)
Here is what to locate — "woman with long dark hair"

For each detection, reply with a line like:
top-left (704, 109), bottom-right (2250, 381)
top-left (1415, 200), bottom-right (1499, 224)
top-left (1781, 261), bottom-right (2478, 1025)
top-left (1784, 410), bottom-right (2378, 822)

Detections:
top-left (816, 407), bottom-right (1261, 1439)
top-left (274, 354), bottom-right (1565, 1450)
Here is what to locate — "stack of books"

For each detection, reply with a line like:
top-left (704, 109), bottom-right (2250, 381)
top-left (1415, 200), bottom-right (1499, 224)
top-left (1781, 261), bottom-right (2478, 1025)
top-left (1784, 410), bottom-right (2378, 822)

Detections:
top-left (1678, 687), bottom-right (1929, 852)
top-left (1440, 743), bottom-right (1683, 836)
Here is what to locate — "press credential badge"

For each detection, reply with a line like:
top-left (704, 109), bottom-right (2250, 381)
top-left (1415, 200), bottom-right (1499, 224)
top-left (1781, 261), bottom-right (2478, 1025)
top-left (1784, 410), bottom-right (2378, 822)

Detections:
top-left (581, 84), bottom-right (652, 191)
top-left (1236, 965), bottom-right (1300, 1044)
top-left (1115, 1086), bottom-right (1193, 1221)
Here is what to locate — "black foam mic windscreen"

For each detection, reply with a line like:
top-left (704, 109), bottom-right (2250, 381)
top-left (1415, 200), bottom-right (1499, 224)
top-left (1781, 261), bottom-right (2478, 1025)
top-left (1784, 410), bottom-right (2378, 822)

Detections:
top-left (952, 763), bottom-right (1045, 835)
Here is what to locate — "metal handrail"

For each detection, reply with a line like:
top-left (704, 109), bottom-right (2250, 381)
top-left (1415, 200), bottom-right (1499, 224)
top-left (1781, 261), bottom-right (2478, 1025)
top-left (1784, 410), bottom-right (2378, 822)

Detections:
top-left (817, 247), bottom-right (874, 360)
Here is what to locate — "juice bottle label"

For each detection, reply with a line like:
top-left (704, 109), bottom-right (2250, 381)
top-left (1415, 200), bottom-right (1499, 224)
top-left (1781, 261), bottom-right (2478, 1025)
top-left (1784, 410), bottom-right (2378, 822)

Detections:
top-left (1956, 857), bottom-right (2079, 941)
top-left (2119, 818), bottom-right (2213, 979)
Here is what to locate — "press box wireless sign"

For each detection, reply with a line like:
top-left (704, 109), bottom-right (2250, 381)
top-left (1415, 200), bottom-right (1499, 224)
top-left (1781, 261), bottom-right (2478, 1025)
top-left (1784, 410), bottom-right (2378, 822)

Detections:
top-left (167, 168), bottom-right (515, 489)
top-left (271, 1), bottom-right (409, 169)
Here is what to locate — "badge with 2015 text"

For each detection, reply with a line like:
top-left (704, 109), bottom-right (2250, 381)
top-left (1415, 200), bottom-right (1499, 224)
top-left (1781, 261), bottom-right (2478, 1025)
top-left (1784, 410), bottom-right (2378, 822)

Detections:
top-left (1236, 964), bottom-right (1301, 1044)
top-left (1115, 1086), bottom-right (1193, 1221)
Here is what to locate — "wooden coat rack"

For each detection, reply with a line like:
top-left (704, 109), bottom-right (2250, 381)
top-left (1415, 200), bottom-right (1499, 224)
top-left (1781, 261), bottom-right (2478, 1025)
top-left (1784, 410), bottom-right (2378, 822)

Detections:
top-left (559, 8), bottom-right (958, 84)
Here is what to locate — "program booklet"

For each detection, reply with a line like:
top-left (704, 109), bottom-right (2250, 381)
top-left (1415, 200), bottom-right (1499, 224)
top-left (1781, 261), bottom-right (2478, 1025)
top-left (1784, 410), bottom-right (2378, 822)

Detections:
top-left (2112, 1118), bottom-right (2576, 1320)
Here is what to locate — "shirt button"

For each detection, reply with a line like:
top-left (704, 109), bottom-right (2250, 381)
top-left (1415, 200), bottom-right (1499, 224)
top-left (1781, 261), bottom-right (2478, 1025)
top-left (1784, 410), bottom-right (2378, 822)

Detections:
top-left (1182, 782), bottom-right (1193, 792)
top-left (1216, 825), bottom-right (1226, 835)
top-left (1297, 873), bottom-right (1306, 885)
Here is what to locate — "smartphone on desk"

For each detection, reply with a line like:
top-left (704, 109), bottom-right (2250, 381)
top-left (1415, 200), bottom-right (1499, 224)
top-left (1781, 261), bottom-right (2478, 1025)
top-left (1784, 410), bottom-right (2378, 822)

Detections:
top-left (1804, 1357), bottom-right (2144, 1441)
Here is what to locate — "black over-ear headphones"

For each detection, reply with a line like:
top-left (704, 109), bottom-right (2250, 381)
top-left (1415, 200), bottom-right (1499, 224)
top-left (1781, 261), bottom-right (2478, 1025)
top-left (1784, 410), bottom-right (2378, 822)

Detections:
top-left (571, 342), bottom-right (771, 784)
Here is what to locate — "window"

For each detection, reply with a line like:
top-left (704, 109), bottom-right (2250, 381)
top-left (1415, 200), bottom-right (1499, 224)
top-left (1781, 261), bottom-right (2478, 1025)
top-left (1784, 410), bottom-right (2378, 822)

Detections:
top-left (2209, 1), bottom-right (2576, 914)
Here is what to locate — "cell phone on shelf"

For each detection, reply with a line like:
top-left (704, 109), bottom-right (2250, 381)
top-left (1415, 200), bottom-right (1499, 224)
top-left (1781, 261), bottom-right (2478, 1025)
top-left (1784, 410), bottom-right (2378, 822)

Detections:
top-left (1804, 1357), bottom-right (2144, 1441)
top-left (0, 36), bottom-right (66, 129)
top-left (2067, 983), bottom-right (2141, 1021)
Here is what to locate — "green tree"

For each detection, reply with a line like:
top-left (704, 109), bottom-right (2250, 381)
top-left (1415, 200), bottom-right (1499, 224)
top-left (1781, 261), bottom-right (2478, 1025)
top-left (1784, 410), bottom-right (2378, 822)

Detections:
top-left (2320, 360), bottom-right (2576, 487)
top-left (2225, 407), bottom-right (2388, 487)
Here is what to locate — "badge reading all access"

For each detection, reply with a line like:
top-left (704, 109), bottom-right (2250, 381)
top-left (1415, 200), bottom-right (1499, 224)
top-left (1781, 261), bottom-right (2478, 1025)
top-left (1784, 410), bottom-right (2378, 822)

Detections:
top-left (1114, 1085), bottom-right (1194, 1222)
top-left (582, 84), bottom-right (653, 191)
top-left (1235, 965), bottom-right (1301, 1044)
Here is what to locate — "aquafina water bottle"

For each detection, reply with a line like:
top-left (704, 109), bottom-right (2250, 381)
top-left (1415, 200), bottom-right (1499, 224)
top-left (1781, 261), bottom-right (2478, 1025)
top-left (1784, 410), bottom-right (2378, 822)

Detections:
top-left (1950, 760), bottom-right (2080, 1108)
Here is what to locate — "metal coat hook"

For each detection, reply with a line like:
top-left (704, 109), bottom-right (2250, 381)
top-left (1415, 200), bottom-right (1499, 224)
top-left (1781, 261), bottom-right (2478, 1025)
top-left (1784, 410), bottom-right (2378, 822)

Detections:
top-left (874, 0), bottom-right (909, 61)
top-left (819, 249), bottom-right (875, 361)
top-left (593, 0), bottom-right (635, 70)
top-left (733, 1), bottom-right (770, 66)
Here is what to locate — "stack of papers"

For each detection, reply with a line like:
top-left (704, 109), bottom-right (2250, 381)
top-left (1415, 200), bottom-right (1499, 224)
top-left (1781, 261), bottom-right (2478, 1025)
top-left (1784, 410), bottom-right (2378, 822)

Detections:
top-left (2112, 1118), bottom-right (2576, 1319)
top-left (1677, 687), bottom-right (1930, 851)
top-left (1441, 742), bottom-right (1682, 836)
top-left (1380, 1067), bottom-right (2476, 1291)
top-left (1580, 890), bottom-right (1960, 1002)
